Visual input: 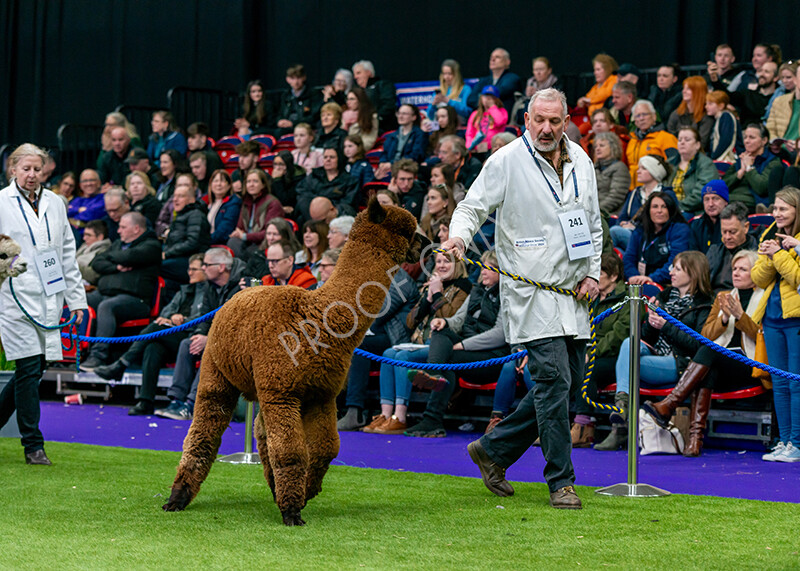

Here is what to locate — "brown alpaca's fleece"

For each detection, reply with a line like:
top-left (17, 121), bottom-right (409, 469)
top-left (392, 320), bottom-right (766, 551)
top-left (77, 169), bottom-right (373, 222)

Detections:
top-left (163, 201), bottom-right (418, 526)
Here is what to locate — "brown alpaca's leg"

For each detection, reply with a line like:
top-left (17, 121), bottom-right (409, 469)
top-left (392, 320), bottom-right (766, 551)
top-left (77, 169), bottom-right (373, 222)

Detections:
top-left (302, 398), bottom-right (340, 503)
top-left (163, 362), bottom-right (239, 512)
top-left (253, 410), bottom-right (276, 501)
top-left (259, 394), bottom-right (309, 526)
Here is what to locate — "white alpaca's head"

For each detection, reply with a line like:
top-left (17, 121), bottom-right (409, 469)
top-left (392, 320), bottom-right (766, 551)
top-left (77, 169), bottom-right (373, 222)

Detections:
top-left (0, 234), bottom-right (28, 283)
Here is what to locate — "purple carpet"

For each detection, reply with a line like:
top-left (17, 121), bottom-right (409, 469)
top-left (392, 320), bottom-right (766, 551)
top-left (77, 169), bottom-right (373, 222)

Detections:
top-left (32, 402), bottom-right (800, 504)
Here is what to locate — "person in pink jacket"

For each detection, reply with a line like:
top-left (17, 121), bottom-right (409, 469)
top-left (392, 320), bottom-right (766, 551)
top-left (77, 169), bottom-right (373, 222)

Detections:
top-left (466, 85), bottom-right (509, 154)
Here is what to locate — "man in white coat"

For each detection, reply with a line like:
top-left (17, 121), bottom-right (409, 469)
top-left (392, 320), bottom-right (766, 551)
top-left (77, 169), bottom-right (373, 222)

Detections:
top-left (442, 89), bottom-right (602, 509)
top-left (0, 144), bottom-right (87, 465)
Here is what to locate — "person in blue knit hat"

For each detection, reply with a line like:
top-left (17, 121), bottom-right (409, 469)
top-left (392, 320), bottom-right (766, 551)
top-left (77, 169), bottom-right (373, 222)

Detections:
top-left (688, 179), bottom-right (730, 253)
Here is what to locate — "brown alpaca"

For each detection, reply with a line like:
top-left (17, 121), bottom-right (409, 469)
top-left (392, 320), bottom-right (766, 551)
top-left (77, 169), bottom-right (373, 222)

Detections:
top-left (163, 200), bottom-right (418, 525)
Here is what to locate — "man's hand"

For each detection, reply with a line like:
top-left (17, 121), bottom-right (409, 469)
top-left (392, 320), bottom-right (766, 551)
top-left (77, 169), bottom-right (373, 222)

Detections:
top-left (154, 316), bottom-right (171, 326)
top-left (375, 162), bottom-right (392, 180)
top-left (189, 334), bottom-right (208, 355)
top-left (70, 309), bottom-right (84, 326)
top-left (171, 314), bottom-right (186, 326)
top-left (453, 341), bottom-right (464, 350)
top-left (576, 277), bottom-right (599, 302)
top-left (277, 119), bottom-right (293, 129)
top-left (430, 317), bottom-right (446, 331)
top-left (628, 275), bottom-right (654, 285)
top-left (439, 237), bottom-right (465, 260)
top-left (116, 264), bottom-right (132, 272)
top-left (514, 348), bottom-right (528, 374)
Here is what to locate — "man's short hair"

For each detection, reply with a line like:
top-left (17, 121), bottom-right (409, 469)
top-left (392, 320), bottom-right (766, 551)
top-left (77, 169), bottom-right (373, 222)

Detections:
top-left (439, 135), bottom-right (466, 158)
top-left (612, 80), bottom-right (637, 97)
top-left (189, 151), bottom-right (207, 164)
top-left (528, 88), bottom-right (568, 117)
top-left (271, 239), bottom-right (297, 259)
top-left (85, 219), bottom-right (108, 239)
top-left (235, 140), bottom-right (261, 156)
top-left (719, 201), bottom-right (750, 224)
top-left (189, 252), bottom-right (205, 265)
top-left (286, 64), bottom-right (306, 78)
top-left (187, 122), bottom-right (210, 137)
top-left (493, 47), bottom-right (510, 61)
top-left (716, 43), bottom-right (734, 56)
top-left (392, 158), bottom-right (419, 177)
top-left (329, 216), bottom-right (355, 236)
top-left (632, 99), bottom-right (656, 116)
top-left (104, 186), bottom-right (128, 205)
top-left (352, 60), bottom-right (375, 76)
top-left (121, 211), bottom-right (147, 230)
top-left (205, 247), bottom-right (233, 268)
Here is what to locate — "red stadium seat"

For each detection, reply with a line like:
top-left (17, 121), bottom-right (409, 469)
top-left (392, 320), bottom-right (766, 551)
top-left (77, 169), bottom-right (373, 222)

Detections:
top-left (599, 382), bottom-right (768, 400)
top-left (272, 134), bottom-right (295, 152)
top-left (60, 306), bottom-right (95, 362)
top-left (251, 134), bottom-right (276, 151)
top-left (458, 378), bottom-right (497, 391)
top-left (365, 148), bottom-right (383, 168)
top-left (362, 181), bottom-right (389, 201)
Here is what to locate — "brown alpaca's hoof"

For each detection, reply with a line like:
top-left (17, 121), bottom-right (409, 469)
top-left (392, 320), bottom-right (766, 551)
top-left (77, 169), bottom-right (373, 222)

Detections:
top-left (162, 486), bottom-right (192, 512)
top-left (281, 508), bottom-right (306, 526)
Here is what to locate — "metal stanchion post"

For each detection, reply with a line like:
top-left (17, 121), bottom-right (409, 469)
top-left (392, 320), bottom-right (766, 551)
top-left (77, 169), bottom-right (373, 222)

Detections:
top-left (217, 401), bottom-right (261, 464)
top-left (596, 283), bottom-right (670, 498)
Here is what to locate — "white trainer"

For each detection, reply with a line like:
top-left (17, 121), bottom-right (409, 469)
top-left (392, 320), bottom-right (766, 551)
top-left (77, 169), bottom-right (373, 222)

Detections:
top-left (776, 442), bottom-right (800, 463)
top-left (762, 441), bottom-right (786, 461)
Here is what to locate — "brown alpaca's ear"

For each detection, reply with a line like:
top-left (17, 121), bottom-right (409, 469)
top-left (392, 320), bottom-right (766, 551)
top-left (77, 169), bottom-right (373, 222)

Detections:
top-left (366, 197), bottom-right (387, 225)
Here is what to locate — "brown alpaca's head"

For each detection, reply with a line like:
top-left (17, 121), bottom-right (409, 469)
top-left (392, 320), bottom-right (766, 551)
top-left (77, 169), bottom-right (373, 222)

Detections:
top-left (0, 234), bottom-right (27, 282)
top-left (348, 199), bottom-right (418, 264)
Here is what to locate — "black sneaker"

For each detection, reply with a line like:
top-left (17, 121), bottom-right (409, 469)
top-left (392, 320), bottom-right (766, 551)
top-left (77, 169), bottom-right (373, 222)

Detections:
top-left (128, 400), bottom-right (155, 416)
top-left (95, 360), bottom-right (127, 382)
top-left (404, 418), bottom-right (446, 438)
top-left (78, 356), bottom-right (104, 373)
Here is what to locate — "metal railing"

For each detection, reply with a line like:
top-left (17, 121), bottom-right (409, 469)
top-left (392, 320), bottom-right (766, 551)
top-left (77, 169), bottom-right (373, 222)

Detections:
top-left (56, 124), bottom-right (104, 175)
top-left (167, 86), bottom-right (240, 139)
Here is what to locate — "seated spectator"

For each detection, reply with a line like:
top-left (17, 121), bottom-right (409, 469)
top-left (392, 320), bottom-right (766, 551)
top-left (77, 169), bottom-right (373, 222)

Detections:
top-left (575, 253), bottom-right (630, 449)
top-left (327, 215), bottom-right (354, 249)
top-left (309, 196), bottom-right (340, 224)
top-left (624, 191), bottom-right (690, 286)
top-left (513, 56), bottom-right (561, 125)
top-left (53, 171), bottom-right (78, 205)
top-left (579, 107), bottom-right (630, 159)
top-left (467, 48), bottom-right (522, 115)
top-left (186, 122), bottom-right (224, 171)
top-left (155, 170), bottom-right (199, 239)
top-left (188, 151), bottom-right (216, 195)
top-left (79, 212), bottom-right (162, 371)
top-left (437, 134), bottom-right (482, 190)
top-left (764, 61), bottom-right (798, 129)
top-left (648, 64), bottom-right (683, 122)
top-left (156, 248), bottom-right (245, 421)
top-left (231, 140), bottom-right (261, 193)
top-left (705, 91), bottom-right (742, 163)
top-left (707, 201), bottom-right (758, 291)
top-left (427, 58), bottom-right (473, 124)
top-left (491, 132), bottom-right (517, 154)
top-left (99, 111), bottom-right (142, 158)
top-left (76, 220), bottom-right (111, 285)
top-left (161, 177), bottom-right (211, 287)
top-left (68, 169), bottom-right (106, 240)
top-left (321, 68), bottom-right (352, 107)
top-left (429, 162), bottom-right (464, 204)
top-left (97, 126), bottom-right (132, 186)
top-left (704, 44), bottom-right (739, 91)
top-left (420, 184), bottom-right (455, 242)
top-left (627, 100), bottom-right (678, 188)
top-left (261, 240), bottom-right (317, 288)
top-left (722, 123), bottom-right (780, 211)
top-left (315, 102), bottom-right (348, 151)
top-left (201, 169), bottom-right (242, 245)
top-left (732, 43), bottom-right (781, 93)
top-left (688, 180), bottom-right (728, 253)
top-left (296, 147), bottom-right (359, 221)
top-left (352, 59), bottom-right (398, 131)
top-left (155, 149), bottom-right (187, 204)
top-left (403, 253), bottom-right (508, 438)
top-left (599, 251), bottom-right (713, 450)
top-left (644, 250), bottom-right (763, 456)
top-left (609, 80), bottom-right (637, 128)
top-left (291, 123), bottom-right (324, 175)
top-left (273, 64), bottom-right (322, 137)
top-left (375, 189), bottom-right (399, 207)
top-left (713, 62), bottom-right (779, 127)
top-left (312, 247), bottom-right (340, 288)
top-left (126, 171), bottom-right (161, 227)
top-left (484, 355), bottom-right (533, 435)
top-left (667, 76), bottom-right (714, 148)
top-left (147, 110), bottom-right (187, 167)
top-left (241, 217), bottom-right (302, 282)
top-left (363, 253), bottom-right (472, 435)
top-left (235, 79), bottom-right (274, 137)
top-left (593, 132), bottom-right (630, 214)
top-left (668, 126), bottom-right (721, 215)
top-left (375, 104), bottom-right (428, 179)
top-left (342, 134), bottom-right (375, 189)
top-left (466, 86), bottom-right (509, 154)
top-left (387, 158), bottom-right (426, 220)
top-left (766, 63), bottom-right (800, 156)
top-left (611, 154), bottom-right (676, 250)
top-left (95, 253), bottom-right (208, 415)
top-left (228, 169), bottom-right (284, 260)
top-left (342, 87), bottom-right (379, 151)
top-left (425, 105), bottom-right (458, 157)
top-left (337, 265), bottom-right (419, 431)
top-left (102, 187), bottom-right (130, 242)
top-left (296, 220), bottom-right (329, 279)
top-left (126, 147), bottom-right (160, 189)
top-left (270, 150), bottom-right (304, 216)
top-left (577, 53), bottom-right (619, 114)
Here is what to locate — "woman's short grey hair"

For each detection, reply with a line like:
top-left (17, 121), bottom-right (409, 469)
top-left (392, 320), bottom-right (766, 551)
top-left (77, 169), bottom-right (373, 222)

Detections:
top-left (731, 249), bottom-right (758, 269)
top-left (594, 131), bottom-right (623, 161)
top-left (329, 215), bottom-right (355, 236)
top-left (8, 143), bottom-right (49, 171)
top-left (528, 88), bottom-right (568, 117)
top-left (632, 99), bottom-right (656, 116)
top-left (492, 132), bottom-right (517, 146)
top-left (334, 69), bottom-right (353, 91)
top-left (352, 60), bottom-right (375, 76)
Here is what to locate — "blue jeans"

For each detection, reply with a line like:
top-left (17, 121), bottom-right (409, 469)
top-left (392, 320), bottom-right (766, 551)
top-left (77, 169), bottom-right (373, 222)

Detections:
top-left (492, 359), bottom-right (533, 415)
top-left (610, 225), bottom-right (633, 251)
top-left (763, 324), bottom-right (800, 444)
top-left (615, 338), bottom-right (678, 394)
top-left (379, 346), bottom-right (430, 406)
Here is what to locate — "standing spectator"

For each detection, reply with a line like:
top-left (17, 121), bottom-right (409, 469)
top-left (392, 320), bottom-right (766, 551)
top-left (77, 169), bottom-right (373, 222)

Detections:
top-left (76, 220), bottom-right (111, 285)
top-left (235, 79), bottom-right (274, 136)
top-left (352, 60), bottom-right (397, 131)
top-left (291, 123), bottom-right (324, 175)
top-left (577, 53), bottom-right (619, 114)
top-left (97, 126), bottom-right (132, 186)
top-left (147, 110), bottom-right (187, 167)
top-left (68, 169), bottom-right (107, 240)
top-left (273, 64), bottom-right (322, 136)
top-left (593, 131), bottom-right (630, 214)
top-left (228, 169), bottom-right (283, 260)
top-left (722, 123), bottom-right (780, 211)
top-left (342, 87), bottom-right (379, 151)
top-left (667, 126), bottom-right (721, 215)
top-left (688, 180), bottom-right (728, 253)
top-left (202, 169), bottom-right (242, 245)
top-left (375, 104), bottom-right (428, 179)
top-left (667, 76), bottom-right (714, 149)
top-left (342, 134), bottom-right (375, 189)
top-left (315, 102), bottom-right (348, 151)
top-left (704, 44), bottom-right (739, 91)
top-left (161, 180), bottom-right (211, 287)
top-left (126, 171), bottom-right (161, 228)
top-left (648, 64), bottom-right (683, 122)
top-left (427, 58), bottom-right (473, 124)
top-left (437, 135), bottom-right (482, 190)
top-left (707, 201), bottom-right (758, 291)
top-left (0, 144), bottom-right (87, 465)
top-left (705, 90), bottom-right (742, 163)
top-left (466, 86), bottom-right (509, 154)
top-left (626, 100), bottom-right (678, 188)
top-left (102, 187), bottom-right (130, 242)
top-left (467, 48), bottom-right (522, 115)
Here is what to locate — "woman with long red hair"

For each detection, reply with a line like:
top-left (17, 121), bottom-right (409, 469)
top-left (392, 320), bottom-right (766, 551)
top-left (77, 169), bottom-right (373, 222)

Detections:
top-left (667, 76), bottom-right (715, 150)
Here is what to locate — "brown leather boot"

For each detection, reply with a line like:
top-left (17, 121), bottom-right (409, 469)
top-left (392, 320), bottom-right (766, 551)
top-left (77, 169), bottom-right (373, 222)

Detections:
top-left (643, 362), bottom-right (709, 428)
top-left (683, 388), bottom-right (712, 457)
top-left (570, 422), bottom-right (595, 447)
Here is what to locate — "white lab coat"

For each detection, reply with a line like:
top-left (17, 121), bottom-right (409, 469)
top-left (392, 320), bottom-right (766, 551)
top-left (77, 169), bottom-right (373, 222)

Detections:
top-left (449, 134), bottom-right (603, 344)
top-left (0, 183), bottom-right (87, 360)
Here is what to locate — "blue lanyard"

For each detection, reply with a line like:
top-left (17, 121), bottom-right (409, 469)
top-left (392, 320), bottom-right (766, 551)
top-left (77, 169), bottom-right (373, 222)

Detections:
top-left (521, 133), bottom-right (578, 206)
top-left (16, 195), bottom-right (51, 247)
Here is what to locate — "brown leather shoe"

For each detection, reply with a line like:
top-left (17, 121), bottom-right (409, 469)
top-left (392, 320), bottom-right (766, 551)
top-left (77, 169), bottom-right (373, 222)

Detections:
top-left (362, 414), bottom-right (389, 433)
top-left (467, 440), bottom-right (514, 497)
top-left (549, 485), bottom-right (582, 509)
top-left (25, 449), bottom-right (52, 465)
top-left (373, 415), bottom-right (407, 435)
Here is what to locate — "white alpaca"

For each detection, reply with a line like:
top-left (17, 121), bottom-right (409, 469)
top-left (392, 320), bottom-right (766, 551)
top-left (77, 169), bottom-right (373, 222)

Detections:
top-left (0, 234), bottom-right (27, 284)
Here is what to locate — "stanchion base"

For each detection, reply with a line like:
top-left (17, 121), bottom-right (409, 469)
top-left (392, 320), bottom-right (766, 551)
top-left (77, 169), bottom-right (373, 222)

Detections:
top-left (217, 452), bottom-right (261, 465)
top-left (595, 483), bottom-right (670, 497)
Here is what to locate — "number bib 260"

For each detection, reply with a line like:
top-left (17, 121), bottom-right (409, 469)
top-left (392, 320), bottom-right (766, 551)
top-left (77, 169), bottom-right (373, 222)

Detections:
top-left (34, 248), bottom-right (66, 296)
top-left (557, 209), bottom-right (594, 261)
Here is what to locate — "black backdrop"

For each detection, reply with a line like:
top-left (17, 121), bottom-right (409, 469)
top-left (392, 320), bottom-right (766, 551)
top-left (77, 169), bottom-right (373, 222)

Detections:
top-left (1, 0), bottom-right (797, 148)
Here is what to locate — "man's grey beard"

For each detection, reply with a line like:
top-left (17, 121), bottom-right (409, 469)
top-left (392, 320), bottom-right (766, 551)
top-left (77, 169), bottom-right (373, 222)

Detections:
top-left (533, 134), bottom-right (560, 153)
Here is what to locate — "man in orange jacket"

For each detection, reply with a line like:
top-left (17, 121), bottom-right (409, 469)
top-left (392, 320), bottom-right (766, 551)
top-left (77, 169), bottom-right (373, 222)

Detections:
top-left (262, 241), bottom-right (317, 289)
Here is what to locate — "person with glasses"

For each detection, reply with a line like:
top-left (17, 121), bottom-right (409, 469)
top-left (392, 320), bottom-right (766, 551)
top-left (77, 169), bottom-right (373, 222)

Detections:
top-left (375, 104), bottom-right (428, 180)
top-left (327, 215), bottom-right (354, 249)
top-left (101, 187), bottom-right (130, 242)
top-left (626, 100), bottom-right (679, 189)
top-left (310, 247), bottom-right (340, 289)
top-left (68, 169), bottom-right (107, 243)
top-left (261, 240), bottom-right (316, 289)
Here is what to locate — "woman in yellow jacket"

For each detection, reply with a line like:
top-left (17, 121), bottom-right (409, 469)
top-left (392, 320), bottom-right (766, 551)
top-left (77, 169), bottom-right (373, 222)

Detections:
top-left (751, 186), bottom-right (800, 462)
top-left (577, 54), bottom-right (619, 115)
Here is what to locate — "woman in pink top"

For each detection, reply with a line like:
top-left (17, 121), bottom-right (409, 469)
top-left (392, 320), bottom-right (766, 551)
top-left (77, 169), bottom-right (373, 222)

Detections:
top-left (291, 123), bottom-right (324, 174)
top-left (466, 85), bottom-right (508, 154)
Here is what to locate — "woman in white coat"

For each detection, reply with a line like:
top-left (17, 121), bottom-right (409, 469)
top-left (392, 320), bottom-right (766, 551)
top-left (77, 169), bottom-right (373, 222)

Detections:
top-left (0, 144), bottom-right (86, 465)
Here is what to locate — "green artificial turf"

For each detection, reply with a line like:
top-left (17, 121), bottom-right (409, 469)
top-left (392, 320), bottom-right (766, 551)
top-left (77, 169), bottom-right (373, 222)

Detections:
top-left (1, 439), bottom-right (798, 570)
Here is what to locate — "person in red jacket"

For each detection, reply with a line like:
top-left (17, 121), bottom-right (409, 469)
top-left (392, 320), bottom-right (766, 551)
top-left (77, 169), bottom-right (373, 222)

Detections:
top-left (261, 240), bottom-right (317, 289)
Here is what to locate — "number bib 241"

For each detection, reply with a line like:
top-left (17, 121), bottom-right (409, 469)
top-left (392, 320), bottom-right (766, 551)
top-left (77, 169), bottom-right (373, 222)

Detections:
top-left (557, 209), bottom-right (594, 261)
